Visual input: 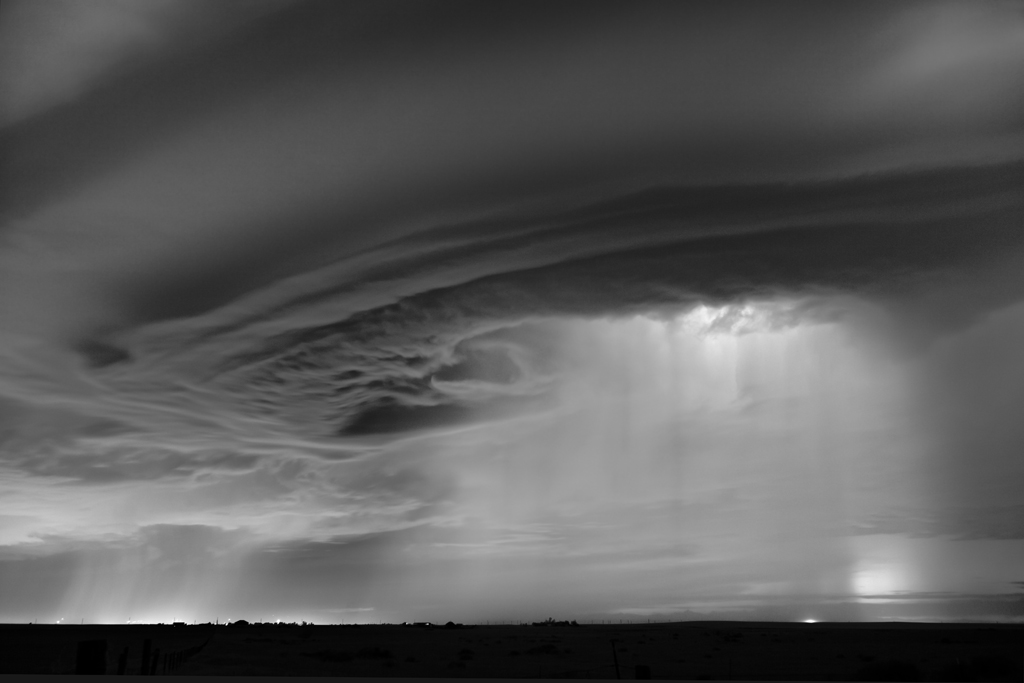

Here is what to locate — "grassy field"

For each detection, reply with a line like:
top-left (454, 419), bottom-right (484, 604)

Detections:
top-left (1, 621), bottom-right (1021, 680)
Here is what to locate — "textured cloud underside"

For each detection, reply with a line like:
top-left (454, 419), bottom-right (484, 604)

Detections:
top-left (72, 162), bottom-right (1023, 443)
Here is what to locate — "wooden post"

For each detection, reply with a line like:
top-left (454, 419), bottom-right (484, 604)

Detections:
top-left (610, 640), bottom-right (621, 680)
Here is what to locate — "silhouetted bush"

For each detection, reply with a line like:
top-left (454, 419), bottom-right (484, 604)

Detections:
top-left (531, 618), bottom-right (580, 627)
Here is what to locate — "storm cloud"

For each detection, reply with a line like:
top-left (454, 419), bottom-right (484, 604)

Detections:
top-left (2, 0), bottom-right (1024, 624)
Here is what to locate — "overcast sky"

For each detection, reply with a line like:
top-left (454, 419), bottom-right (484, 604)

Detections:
top-left (1, 0), bottom-right (1024, 625)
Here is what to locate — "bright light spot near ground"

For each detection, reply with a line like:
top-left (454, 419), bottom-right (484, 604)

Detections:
top-left (803, 619), bottom-right (818, 623)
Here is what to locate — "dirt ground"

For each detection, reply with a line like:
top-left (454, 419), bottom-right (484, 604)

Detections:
top-left (1, 621), bottom-right (1021, 680)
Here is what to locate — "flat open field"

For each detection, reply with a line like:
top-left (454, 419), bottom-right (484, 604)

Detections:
top-left (0, 622), bottom-right (1021, 680)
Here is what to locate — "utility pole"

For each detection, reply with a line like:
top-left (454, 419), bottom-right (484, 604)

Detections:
top-left (610, 640), bottom-right (621, 680)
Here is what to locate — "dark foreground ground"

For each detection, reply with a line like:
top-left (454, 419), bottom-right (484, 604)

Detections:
top-left (0, 621), bottom-right (1021, 680)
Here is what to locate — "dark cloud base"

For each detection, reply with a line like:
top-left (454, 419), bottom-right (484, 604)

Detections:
top-left (157, 161), bottom-right (1023, 437)
top-left (21, 161), bottom-right (1022, 514)
top-left (119, 159), bottom-right (1024, 341)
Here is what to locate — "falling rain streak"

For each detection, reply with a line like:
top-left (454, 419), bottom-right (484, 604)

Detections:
top-left (415, 301), bottom-right (923, 621)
